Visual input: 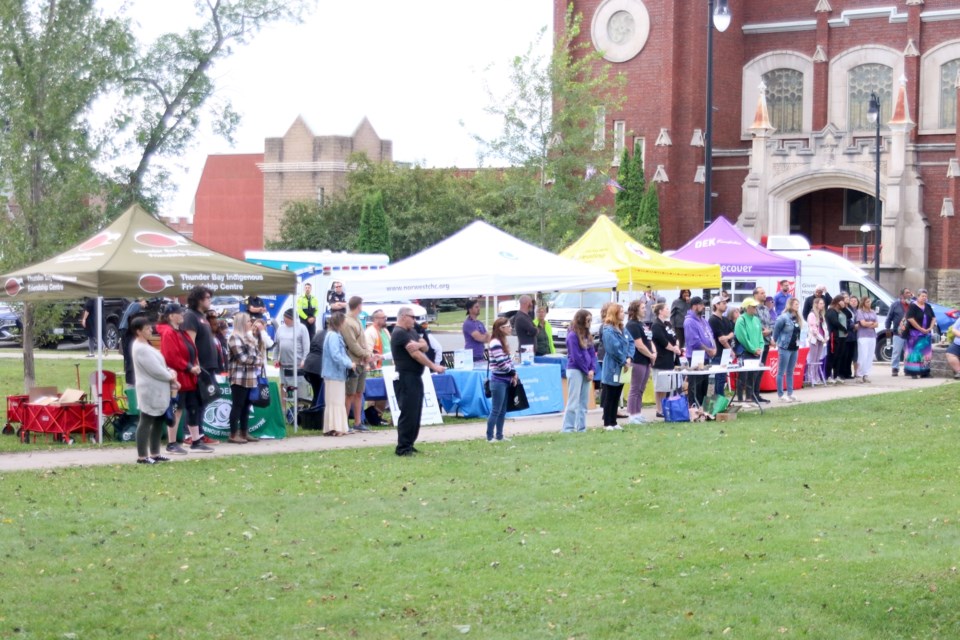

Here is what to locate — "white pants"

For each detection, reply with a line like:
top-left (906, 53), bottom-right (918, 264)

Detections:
top-left (857, 336), bottom-right (876, 378)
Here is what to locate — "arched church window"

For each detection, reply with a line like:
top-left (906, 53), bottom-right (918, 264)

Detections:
top-left (940, 58), bottom-right (960, 129)
top-left (848, 64), bottom-right (892, 131)
top-left (762, 68), bottom-right (803, 133)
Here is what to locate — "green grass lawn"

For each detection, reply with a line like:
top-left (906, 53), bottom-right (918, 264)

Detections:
top-left (0, 382), bottom-right (958, 638)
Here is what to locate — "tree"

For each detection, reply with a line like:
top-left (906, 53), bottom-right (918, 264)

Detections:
top-left (469, 4), bottom-right (625, 250)
top-left (0, 0), bottom-right (132, 388)
top-left (614, 146), bottom-right (645, 239)
top-left (637, 180), bottom-right (661, 251)
top-left (356, 191), bottom-right (392, 257)
top-left (269, 199), bottom-right (358, 253)
top-left (0, 0), bottom-right (313, 389)
top-left (111, 0), bottom-right (313, 209)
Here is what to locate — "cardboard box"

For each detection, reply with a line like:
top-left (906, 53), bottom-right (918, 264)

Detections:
top-left (58, 388), bottom-right (86, 404)
top-left (715, 412), bottom-right (737, 422)
top-left (28, 386), bottom-right (59, 405)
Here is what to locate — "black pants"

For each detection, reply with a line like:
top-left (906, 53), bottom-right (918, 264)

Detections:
top-left (304, 372), bottom-right (323, 406)
top-left (395, 371), bottom-right (424, 454)
top-left (301, 317), bottom-right (316, 340)
top-left (843, 337), bottom-right (857, 377)
top-left (120, 329), bottom-right (135, 384)
top-left (751, 344), bottom-right (770, 398)
top-left (688, 375), bottom-right (709, 408)
top-left (740, 355), bottom-right (761, 401)
top-left (601, 383), bottom-right (624, 426)
top-left (828, 336), bottom-right (847, 380)
top-left (229, 384), bottom-right (253, 435)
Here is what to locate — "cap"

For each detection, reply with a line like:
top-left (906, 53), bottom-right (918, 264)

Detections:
top-left (689, 296), bottom-right (704, 307)
top-left (283, 308), bottom-right (294, 319)
top-left (163, 303), bottom-right (184, 315)
top-left (741, 297), bottom-right (758, 308)
top-left (710, 295), bottom-right (724, 307)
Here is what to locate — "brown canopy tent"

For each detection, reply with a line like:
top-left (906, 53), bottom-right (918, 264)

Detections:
top-left (0, 204), bottom-right (297, 441)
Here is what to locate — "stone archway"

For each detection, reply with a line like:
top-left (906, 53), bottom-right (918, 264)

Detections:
top-left (739, 125), bottom-right (927, 292)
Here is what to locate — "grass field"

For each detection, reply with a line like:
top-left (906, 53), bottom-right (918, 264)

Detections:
top-left (0, 378), bottom-right (958, 638)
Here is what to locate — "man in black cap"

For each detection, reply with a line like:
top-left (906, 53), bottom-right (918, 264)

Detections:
top-left (682, 296), bottom-right (716, 407)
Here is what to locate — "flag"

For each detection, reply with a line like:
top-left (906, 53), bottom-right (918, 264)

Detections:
top-left (606, 178), bottom-right (624, 194)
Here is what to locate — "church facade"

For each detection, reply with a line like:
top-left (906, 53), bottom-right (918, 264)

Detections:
top-left (562, 0), bottom-right (960, 299)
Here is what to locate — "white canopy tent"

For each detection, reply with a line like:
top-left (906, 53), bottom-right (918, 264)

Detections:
top-left (339, 220), bottom-right (618, 299)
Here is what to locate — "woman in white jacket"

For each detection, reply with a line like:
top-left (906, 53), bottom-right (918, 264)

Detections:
top-left (131, 317), bottom-right (179, 464)
top-left (805, 297), bottom-right (828, 387)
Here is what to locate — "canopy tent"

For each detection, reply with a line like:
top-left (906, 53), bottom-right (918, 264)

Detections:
top-left (1, 204), bottom-right (297, 441)
top-left (671, 217), bottom-right (799, 277)
top-left (1, 204), bottom-right (294, 301)
top-left (339, 220), bottom-right (618, 300)
top-left (559, 215), bottom-right (721, 290)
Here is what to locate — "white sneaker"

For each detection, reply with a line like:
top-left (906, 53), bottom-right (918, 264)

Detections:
top-left (627, 414), bottom-right (647, 425)
top-left (604, 425), bottom-right (617, 431)
top-left (778, 395), bottom-right (789, 402)
top-left (788, 395), bottom-right (799, 402)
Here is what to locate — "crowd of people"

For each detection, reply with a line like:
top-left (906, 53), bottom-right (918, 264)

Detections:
top-left (124, 279), bottom-right (959, 463)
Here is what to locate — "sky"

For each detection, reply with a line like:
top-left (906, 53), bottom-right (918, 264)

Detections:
top-left (102, 0), bottom-right (555, 219)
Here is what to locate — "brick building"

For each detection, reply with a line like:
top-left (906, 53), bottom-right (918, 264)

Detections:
top-left (192, 116), bottom-right (392, 257)
top-left (565, 0), bottom-right (960, 299)
top-left (261, 116), bottom-right (392, 241)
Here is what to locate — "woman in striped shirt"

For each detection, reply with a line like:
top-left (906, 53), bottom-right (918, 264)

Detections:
top-left (486, 317), bottom-right (518, 442)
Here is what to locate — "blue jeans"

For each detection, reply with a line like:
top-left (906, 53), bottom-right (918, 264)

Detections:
top-left (486, 378), bottom-right (510, 440)
top-left (710, 354), bottom-right (727, 395)
top-left (891, 334), bottom-right (906, 370)
top-left (776, 349), bottom-right (799, 396)
top-left (561, 369), bottom-right (589, 432)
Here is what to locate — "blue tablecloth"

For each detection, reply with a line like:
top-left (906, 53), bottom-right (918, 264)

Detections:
top-left (442, 363), bottom-right (563, 418)
top-left (534, 354), bottom-right (568, 378)
top-left (364, 374), bottom-right (460, 405)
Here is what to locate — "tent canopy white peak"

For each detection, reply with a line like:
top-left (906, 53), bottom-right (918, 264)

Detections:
top-left (340, 220), bottom-right (617, 300)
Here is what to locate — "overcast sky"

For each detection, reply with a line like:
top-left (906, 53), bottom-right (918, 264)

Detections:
top-left (102, 0), bottom-right (555, 218)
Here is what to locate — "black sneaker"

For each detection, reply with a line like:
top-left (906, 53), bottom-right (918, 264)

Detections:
top-left (190, 442), bottom-right (214, 453)
top-left (152, 455), bottom-right (171, 463)
top-left (136, 457), bottom-right (156, 465)
top-left (396, 449), bottom-right (414, 457)
top-left (166, 443), bottom-right (188, 455)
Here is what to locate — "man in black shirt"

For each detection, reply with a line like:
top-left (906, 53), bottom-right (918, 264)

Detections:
top-left (707, 295), bottom-right (735, 396)
top-left (802, 284), bottom-right (832, 321)
top-left (181, 286), bottom-right (218, 444)
top-left (513, 295), bottom-right (537, 354)
top-left (245, 295), bottom-right (266, 320)
top-left (390, 306), bottom-right (446, 456)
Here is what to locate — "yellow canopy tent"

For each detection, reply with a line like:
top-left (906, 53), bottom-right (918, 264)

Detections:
top-left (560, 215), bottom-right (721, 290)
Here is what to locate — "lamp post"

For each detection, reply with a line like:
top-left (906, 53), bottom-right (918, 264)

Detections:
top-left (860, 223), bottom-right (871, 265)
top-left (866, 92), bottom-right (881, 282)
top-left (703, 0), bottom-right (731, 229)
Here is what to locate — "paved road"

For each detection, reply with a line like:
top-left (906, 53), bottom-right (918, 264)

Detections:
top-left (0, 367), bottom-right (949, 472)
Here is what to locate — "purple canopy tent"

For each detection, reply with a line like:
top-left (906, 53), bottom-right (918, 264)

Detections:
top-left (671, 217), bottom-right (799, 277)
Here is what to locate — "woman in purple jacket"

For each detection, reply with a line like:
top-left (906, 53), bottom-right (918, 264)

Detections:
top-left (560, 309), bottom-right (597, 433)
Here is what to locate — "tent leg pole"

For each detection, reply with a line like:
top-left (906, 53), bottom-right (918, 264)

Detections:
top-left (97, 296), bottom-right (104, 445)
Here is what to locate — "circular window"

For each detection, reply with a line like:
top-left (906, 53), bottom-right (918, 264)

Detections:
top-left (591, 0), bottom-right (651, 63)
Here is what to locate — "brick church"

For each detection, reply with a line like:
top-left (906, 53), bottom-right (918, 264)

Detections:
top-left (564, 0), bottom-right (960, 299)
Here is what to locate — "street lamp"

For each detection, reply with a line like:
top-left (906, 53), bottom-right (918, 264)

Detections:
top-left (703, 0), bottom-right (731, 229)
top-left (859, 223), bottom-right (871, 265)
top-left (866, 92), bottom-right (881, 282)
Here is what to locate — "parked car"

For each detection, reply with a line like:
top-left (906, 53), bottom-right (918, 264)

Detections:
top-left (210, 295), bottom-right (243, 318)
top-left (50, 298), bottom-right (131, 350)
top-left (930, 301), bottom-right (959, 336)
top-left (0, 303), bottom-right (22, 341)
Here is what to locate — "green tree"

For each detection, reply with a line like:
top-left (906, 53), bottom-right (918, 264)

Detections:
top-left (356, 191), bottom-right (392, 257)
top-left (270, 199), bottom-right (358, 252)
top-left (0, 0), bottom-right (132, 387)
top-left (468, 4), bottom-right (625, 250)
top-left (614, 146), bottom-right (645, 239)
top-left (637, 180), bottom-right (661, 251)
